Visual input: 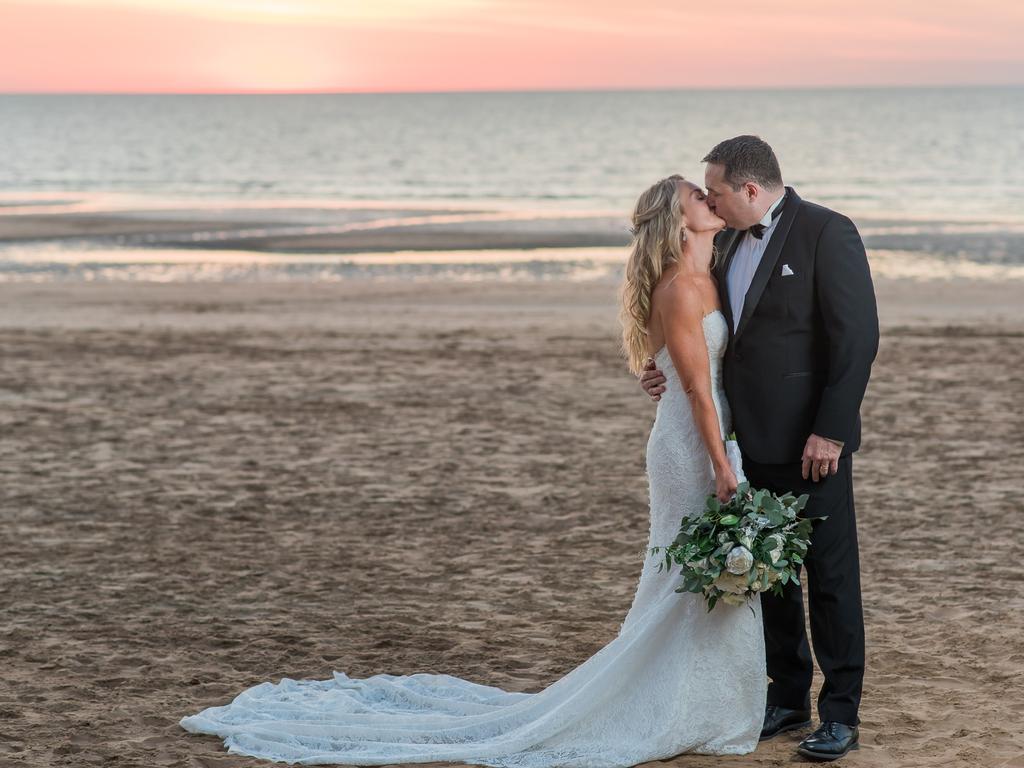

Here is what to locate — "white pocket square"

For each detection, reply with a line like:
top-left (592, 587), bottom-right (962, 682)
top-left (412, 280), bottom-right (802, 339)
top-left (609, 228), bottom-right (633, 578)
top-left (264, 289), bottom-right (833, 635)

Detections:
top-left (781, 264), bottom-right (795, 277)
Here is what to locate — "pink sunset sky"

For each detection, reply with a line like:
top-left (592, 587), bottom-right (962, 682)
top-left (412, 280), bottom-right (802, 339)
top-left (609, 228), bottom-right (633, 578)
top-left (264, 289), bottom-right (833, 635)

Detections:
top-left (2, 0), bottom-right (1023, 93)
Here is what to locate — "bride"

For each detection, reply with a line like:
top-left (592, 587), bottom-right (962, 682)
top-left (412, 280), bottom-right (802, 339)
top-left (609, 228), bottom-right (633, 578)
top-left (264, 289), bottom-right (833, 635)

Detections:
top-left (179, 175), bottom-right (767, 766)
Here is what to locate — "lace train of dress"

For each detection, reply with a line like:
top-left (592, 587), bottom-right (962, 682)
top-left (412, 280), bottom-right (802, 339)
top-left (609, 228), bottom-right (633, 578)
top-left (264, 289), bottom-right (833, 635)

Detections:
top-left (180, 310), bottom-right (767, 767)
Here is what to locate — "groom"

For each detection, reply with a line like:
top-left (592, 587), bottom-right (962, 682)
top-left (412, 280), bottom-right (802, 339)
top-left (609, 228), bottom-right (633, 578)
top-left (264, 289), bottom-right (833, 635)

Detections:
top-left (640, 136), bottom-right (878, 762)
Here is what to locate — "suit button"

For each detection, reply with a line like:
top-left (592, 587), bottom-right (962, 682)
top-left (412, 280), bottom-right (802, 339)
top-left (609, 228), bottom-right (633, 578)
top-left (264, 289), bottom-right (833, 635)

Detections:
top-left (735, 352), bottom-right (743, 361)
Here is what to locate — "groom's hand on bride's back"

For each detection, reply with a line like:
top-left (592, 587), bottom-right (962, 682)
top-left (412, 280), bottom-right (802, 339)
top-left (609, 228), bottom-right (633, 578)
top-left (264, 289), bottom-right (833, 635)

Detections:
top-left (639, 358), bottom-right (666, 401)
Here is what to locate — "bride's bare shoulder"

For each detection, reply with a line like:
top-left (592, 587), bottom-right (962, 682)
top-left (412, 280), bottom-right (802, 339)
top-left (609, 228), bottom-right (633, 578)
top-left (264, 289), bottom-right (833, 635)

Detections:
top-left (655, 272), bottom-right (703, 316)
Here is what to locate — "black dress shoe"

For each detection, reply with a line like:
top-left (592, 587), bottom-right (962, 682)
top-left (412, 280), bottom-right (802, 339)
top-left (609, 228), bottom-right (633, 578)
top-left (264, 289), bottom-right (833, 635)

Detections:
top-left (760, 705), bottom-right (812, 741)
top-left (797, 721), bottom-right (860, 761)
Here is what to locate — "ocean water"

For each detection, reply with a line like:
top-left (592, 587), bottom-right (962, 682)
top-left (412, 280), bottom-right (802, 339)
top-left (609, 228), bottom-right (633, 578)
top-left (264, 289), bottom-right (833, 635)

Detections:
top-left (1, 88), bottom-right (1022, 281)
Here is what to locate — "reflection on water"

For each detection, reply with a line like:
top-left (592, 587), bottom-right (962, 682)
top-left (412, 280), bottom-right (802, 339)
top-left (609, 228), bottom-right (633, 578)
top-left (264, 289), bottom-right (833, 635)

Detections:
top-left (866, 250), bottom-right (1024, 281)
top-left (0, 245), bottom-right (618, 283)
top-left (2, 245), bottom-right (1022, 284)
top-left (1, 192), bottom-right (1023, 280)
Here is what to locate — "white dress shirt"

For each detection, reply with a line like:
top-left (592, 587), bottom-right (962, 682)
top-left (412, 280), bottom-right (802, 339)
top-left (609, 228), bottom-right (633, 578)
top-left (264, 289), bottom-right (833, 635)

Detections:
top-left (726, 194), bottom-right (786, 331)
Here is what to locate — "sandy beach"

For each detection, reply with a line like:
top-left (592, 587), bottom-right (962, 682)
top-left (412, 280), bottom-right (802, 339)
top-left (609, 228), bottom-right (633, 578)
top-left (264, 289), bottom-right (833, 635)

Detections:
top-left (1, 276), bottom-right (1022, 768)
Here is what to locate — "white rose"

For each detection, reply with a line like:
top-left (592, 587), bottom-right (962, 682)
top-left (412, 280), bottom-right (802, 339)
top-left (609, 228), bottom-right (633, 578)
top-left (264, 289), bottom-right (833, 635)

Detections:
top-left (726, 545), bottom-right (754, 575)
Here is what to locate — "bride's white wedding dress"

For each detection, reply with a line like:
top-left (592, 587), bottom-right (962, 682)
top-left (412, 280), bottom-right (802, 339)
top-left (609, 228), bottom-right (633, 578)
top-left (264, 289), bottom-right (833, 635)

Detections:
top-left (180, 309), bottom-right (766, 766)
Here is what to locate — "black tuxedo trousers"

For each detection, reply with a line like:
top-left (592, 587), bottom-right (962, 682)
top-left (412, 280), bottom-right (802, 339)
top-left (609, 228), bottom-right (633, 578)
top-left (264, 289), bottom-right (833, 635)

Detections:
top-left (743, 454), bottom-right (864, 726)
top-left (714, 189), bottom-right (876, 727)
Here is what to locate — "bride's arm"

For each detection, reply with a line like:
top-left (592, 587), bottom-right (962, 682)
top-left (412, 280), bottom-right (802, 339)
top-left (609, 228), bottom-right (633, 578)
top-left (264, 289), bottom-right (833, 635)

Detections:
top-left (659, 282), bottom-right (737, 502)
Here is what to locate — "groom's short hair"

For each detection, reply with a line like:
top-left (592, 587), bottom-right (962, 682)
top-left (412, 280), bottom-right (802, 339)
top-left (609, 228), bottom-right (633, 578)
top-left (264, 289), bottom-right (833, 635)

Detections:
top-left (702, 136), bottom-right (783, 191)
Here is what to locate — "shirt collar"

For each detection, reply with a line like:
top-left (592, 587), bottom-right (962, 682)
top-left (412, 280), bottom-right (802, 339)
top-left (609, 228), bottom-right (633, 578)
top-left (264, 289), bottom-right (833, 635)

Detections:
top-left (758, 192), bottom-right (786, 228)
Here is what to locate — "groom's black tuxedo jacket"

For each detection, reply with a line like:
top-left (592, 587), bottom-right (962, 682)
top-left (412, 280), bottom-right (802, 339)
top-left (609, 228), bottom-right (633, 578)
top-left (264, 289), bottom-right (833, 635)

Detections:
top-left (713, 187), bottom-right (879, 465)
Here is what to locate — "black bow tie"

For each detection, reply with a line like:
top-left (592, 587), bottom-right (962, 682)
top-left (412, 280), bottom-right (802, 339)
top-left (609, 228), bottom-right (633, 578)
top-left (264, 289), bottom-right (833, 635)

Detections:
top-left (747, 197), bottom-right (786, 239)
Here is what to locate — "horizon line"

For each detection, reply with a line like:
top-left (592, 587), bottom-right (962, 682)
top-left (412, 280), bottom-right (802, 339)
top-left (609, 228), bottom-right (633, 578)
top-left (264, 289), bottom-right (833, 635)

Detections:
top-left (2, 82), bottom-right (1022, 97)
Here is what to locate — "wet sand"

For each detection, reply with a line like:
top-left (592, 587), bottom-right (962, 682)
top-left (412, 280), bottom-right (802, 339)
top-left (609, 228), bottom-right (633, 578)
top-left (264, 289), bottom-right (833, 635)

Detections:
top-left (3, 204), bottom-right (1023, 263)
top-left (0, 278), bottom-right (1022, 768)
top-left (0, 207), bottom-right (626, 253)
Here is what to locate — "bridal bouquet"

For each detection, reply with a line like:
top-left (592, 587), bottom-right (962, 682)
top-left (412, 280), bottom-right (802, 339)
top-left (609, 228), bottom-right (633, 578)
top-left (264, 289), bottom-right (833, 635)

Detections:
top-left (650, 437), bottom-right (817, 612)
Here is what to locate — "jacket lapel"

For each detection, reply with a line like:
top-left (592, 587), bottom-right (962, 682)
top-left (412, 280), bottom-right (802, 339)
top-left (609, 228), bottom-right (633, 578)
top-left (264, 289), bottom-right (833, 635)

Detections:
top-left (734, 187), bottom-right (800, 340)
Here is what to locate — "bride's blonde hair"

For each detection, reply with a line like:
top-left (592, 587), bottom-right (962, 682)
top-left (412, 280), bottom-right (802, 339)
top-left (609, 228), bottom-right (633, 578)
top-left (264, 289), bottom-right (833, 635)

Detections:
top-left (619, 175), bottom-right (686, 375)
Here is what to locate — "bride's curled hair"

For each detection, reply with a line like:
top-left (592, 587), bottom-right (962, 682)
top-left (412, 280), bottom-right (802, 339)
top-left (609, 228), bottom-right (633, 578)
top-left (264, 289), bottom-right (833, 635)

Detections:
top-left (619, 174), bottom-right (686, 375)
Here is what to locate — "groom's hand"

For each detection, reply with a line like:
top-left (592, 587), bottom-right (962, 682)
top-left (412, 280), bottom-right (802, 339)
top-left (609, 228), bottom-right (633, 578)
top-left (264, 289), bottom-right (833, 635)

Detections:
top-left (639, 359), bottom-right (666, 401)
top-left (801, 434), bottom-right (843, 482)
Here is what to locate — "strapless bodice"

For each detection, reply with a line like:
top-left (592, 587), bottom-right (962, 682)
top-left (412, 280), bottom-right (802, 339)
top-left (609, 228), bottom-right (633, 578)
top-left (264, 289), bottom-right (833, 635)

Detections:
top-left (651, 309), bottom-right (728, 398)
